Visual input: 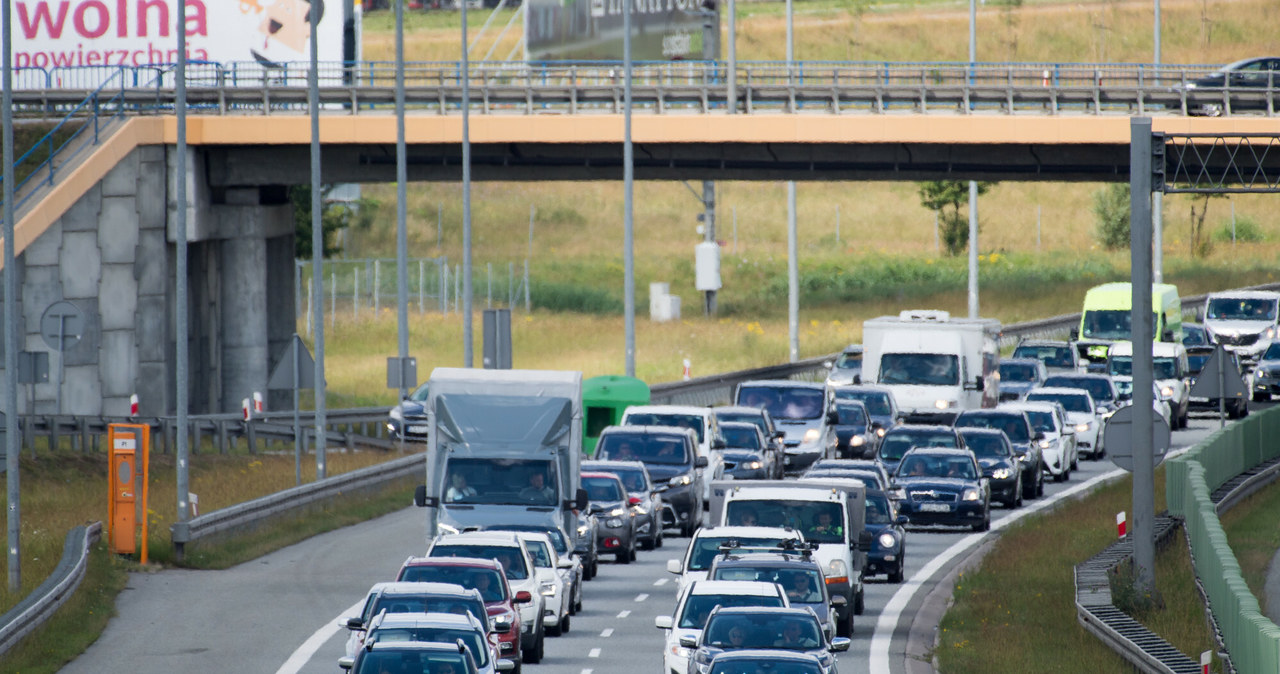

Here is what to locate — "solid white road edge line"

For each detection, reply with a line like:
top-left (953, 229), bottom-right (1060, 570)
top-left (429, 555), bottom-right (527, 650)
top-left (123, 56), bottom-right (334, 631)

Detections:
top-left (276, 598), bottom-right (366, 674)
top-left (868, 462), bottom-right (1142, 672)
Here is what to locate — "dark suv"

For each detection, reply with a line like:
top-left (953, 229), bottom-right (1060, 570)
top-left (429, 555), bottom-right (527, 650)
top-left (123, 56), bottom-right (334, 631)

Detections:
top-left (953, 409), bottom-right (1043, 500)
top-left (595, 425), bottom-right (706, 537)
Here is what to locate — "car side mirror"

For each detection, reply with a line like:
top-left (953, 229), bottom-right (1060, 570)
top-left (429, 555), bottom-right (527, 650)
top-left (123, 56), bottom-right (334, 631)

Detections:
top-left (557, 559), bottom-right (574, 569)
top-left (975, 375), bottom-right (985, 391)
top-left (667, 559), bottom-right (683, 575)
top-left (493, 620), bottom-right (512, 634)
top-left (679, 635), bottom-right (699, 649)
top-left (575, 488), bottom-right (589, 511)
top-left (856, 530), bottom-right (873, 552)
top-left (713, 438), bottom-right (727, 450)
top-left (830, 637), bottom-right (852, 652)
top-left (344, 617), bottom-right (364, 630)
top-left (655, 615), bottom-right (674, 630)
top-left (338, 656), bottom-right (355, 671)
top-left (414, 484), bottom-right (437, 508)
top-left (695, 456), bottom-right (709, 469)
top-left (829, 595), bottom-right (847, 607)
top-left (514, 590), bottom-right (533, 604)
top-left (1070, 327), bottom-right (1080, 340)
top-left (496, 658), bottom-right (517, 672)
top-left (826, 411), bottom-right (839, 425)
top-left (896, 515), bottom-right (909, 525)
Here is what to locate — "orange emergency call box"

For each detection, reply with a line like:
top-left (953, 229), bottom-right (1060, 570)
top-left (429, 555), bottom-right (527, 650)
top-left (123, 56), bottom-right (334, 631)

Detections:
top-left (107, 423), bottom-right (150, 563)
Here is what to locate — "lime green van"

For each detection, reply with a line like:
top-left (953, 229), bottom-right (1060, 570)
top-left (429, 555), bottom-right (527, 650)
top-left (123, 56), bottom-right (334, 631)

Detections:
top-left (1073, 283), bottom-right (1182, 368)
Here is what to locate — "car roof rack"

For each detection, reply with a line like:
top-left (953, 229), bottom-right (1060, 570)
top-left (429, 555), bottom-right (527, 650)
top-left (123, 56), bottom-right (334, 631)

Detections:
top-left (715, 538), bottom-right (817, 560)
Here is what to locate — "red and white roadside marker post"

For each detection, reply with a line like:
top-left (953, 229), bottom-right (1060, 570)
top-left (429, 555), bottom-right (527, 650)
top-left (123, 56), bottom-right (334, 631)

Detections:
top-left (1116, 511), bottom-right (1127, 539)
top-left (242, 398), bottom-right (252, 422)
top-left (253, 391), bottom-right (264, 414)
top-left (1201, 650), bottom-right (1211, 674)
top-left (682, 359), bottom-right (691, 380)
top-left (129, 393), bottom-right (139, 418)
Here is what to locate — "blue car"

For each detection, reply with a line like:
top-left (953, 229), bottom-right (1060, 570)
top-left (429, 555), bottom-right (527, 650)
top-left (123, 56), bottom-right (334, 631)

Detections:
top-left (892, 447), bottom-right (990, 532)
top-left (863, 488), bottom-right (908, 583)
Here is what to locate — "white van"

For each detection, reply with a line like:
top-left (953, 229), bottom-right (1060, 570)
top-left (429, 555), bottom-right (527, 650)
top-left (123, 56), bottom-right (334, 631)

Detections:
top-left (861, 310), bottom-right (1001, 423)
top-left (1106, 341), bottom-right (1191, 429)
top-left (1203, 290), bottom-right (1280, 366)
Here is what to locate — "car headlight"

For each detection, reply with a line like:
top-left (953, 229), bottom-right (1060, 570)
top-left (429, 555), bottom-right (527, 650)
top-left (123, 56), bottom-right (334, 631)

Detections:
top-left (876, 427), bottom-right (886, 438)
top-left (389, 407), bottom-right (403, 421)
top-left (804, 429), bottom-right (821, 443)
top-left (1265, 327), bottom-right (1277, 340)
top-left (1039, 439), bottom-right (1053, 449)
top-left (828, 558), bottom-right (848, 581)
top-left (961, 488), bottom-right (980, 501)
top-left (491, 611), bottom-right (513, 629)
top-left (991, 468), bottom-right (1012, 479)
top-left (1075, 422), bottom-right (1091, 433)
top-left (577, 524), bottom-right (590, 537)
top-left (670, 643), bottom-right (689, 658)
top-left (609, 507), bottom-right (626, 517)
top-left (669, 474), bottom-right (693, 487)
top-left (877, 531), bottom-right (897, 548)
top-left (934, 399), bottom-right (956, 410)
top-left (1160, 386), bottom-right (1175, 399)
top-left (744, 461), bottom-right (762, 470)
top-left (606, 518), bottom-right (624, 528)
top-left (540, 582), bottom-right (557, 596)
top-left (850, 436), bottom-right (865, 447)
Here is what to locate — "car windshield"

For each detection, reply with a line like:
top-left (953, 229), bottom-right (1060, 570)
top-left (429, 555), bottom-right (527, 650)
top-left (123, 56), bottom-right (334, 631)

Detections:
top-left (897, 455), bottom-right (978, 480)
top-left (1022, 410), bottom-right (1056, 433)
top-left (443, 458), bottom-right (558, 506)
top-left (597, 434), bottom-right (690, 465)
top-left (834, 351), bottom-right (861, 370)
top-left (368, 628), bottom-right (489, 667)
top-left (956, 414), bottom-right (1030, 443)
top-left (722, 426), bottom-right (763, 449)
top-left (1108, 356), bottom-right (1178, 379)
top-left (1026, 392), bottom-right (1091, 414)
top-left (711, 568), bottom-right (824, 604)
top-left (677, 594), bottom-right (785, 629)
top-left (430, 545), bottom-right (529, 581)
top-left (715, 411), bottom-right (772, 437)
top-left (354, 650), bottom-right (468, 674)
top-left (865, 492), bottom-right (894, 525)
top-left (623, 413), bottom-right (706, 443)
top-left (878, 353), bottom-right (959, 386)
top-left (406, 382), bottom-right (430, 402)
top-left (1184, 326), bottom-right (1209, 346)
top-left (711, 660), bottom-right (822, 674)
top-left (737, 386), bottom-right (825, 421)
top-left (1265, 342), bottom-right (1280, 361)
top-left (804, 470), bottom-right (875, 489)
top-left (1082, 310), bottom-right (1158, 340)
top-left (726, 500), bottom-right (846, 543)
top-left (397, 566), bottom-right (507, 603)
top-left (1012, 345), bottom-right (1076, 369)
top-left (603, 468), bottom-right (648, 493)
top-left (582, 476), bottom-right (623, 502)
top-left (879, 430), bottom-right (958, 460)
top-left (961, 433), bottom-right (1011, 458)
top-left (998, 363), bottom-right (1039, 382)
top-left (368, 595), bottom-right (485, 629)
top-left (834, 404), bottom-right (867, 426)
top-left (832, 389), bottom-right (892, 416)
top-left (490, 526), bottom-right (570, 555)
top-left (704, 614), bottom-right (823, 650)
top-left (1044, 376), bottom-right (1115, 403)
top-left (1187, 352), bottom-right (1212, 374)
top-left (688, 537), bottom-right (792, 571)
top-left (1207, 297), bottom-right (1277, 321)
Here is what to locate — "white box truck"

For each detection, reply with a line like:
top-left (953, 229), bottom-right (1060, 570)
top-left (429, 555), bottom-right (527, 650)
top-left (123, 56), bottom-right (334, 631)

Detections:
top-left (861, 310), bottom-right (1001, 424)
top-left (413, 368), bottom-right (589, 544)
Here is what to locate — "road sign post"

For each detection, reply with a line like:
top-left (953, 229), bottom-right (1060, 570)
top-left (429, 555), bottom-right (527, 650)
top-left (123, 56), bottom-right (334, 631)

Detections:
top-left (269, 335), bottom-right (317, 486)
top-left (1188, 345), bottom-right (1248, 428)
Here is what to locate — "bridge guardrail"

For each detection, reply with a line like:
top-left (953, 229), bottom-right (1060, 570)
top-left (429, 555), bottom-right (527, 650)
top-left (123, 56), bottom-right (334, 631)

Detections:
top-left (0, 522), bottom-right (102, 657)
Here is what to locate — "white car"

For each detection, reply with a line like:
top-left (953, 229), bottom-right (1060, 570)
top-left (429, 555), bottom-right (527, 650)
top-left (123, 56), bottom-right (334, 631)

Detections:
top-left (619, 404), bottom-right (728, 506)
top-left (1107, 340), bottom-right (1191, 429)
top-left (654, 580), bottom-right (789, 674)
top-left (666, 525), bottom-right (806, 595)
top-left (1000, 400), bottom-right (1079, 482)
top-left (1025, 387), bottom-right (1105, 459)
top-left (485, 525), bottom-right (583, 615)
top-left (427, 531), bottom-right (547, 665)
top-left (510, 531), bottom-right (574, 636)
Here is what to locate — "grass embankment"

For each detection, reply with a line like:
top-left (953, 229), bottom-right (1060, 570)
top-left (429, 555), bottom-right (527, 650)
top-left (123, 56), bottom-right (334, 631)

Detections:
top-left (1221, 476), bottom-right (1280, 617)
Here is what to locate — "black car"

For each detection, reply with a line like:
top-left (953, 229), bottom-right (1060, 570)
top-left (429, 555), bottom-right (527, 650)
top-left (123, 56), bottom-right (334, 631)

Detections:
top-left (707, 544), bottom-right (845, 638)
top-left (892, 447), bottom-right (991, 532)
top-left (582, 459), bottom-right (667, 550)
top-left (718, 421), bottom-right (779, 480)
top-left (1011, 339), bottom-right (1082, 374)
top-left (595, 425), bottom-right (706, 537)
top-left (953, 409), bottom-right (1044, 500)
top-left (386, 381), bottom-right (430, 441)
top-left (1185, 57), bottom-right (1280, 116)
top-left (824, 400), bottom-right (876, 459)
top-left (956, 427), bottom-right (1022, 508)
top-left (875, 424), bottom-right (963, 477)
top-left (712, 406), bottom-right (787, 462)
top-left (863, 488), bottom-right (907, 583)
top-left (828, 385), bottom-right (899, 444)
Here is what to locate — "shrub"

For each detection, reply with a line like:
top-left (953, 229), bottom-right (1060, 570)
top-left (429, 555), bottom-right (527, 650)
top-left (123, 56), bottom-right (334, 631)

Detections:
top-left (1092, 184), bottom-right (1130, 250)
top-left (1213, 214), bottom-right (1265, 243)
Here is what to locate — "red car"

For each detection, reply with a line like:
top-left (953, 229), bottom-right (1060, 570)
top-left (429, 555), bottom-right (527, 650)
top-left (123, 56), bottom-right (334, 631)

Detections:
top-left (395, 555), bottom-right (530, 670)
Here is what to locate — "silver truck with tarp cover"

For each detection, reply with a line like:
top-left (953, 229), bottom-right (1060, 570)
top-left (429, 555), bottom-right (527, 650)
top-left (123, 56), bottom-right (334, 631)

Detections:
top-left (413, 368), bottom-right (589, 544)
top-left (706, 479), bottom-right (871, 637)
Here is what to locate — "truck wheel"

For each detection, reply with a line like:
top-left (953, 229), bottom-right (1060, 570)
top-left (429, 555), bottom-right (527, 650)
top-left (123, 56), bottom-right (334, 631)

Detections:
top-left (836, 609), bottom-right (854, 637)
top-left (854, 584), bottom-right (865, 616)
top-left (890, 558), bottom-right (905, 584)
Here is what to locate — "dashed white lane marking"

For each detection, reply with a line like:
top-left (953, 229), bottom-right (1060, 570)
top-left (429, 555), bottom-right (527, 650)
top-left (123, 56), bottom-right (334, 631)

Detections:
top-left (653, 578), bottom-right (669, 587)
top-left (635, 593), bottom-right (649, 602)
top-left (617, 610), bottom-right (631, 618)
top-left (600, 628), bottom-right (614, 638)
top-left (588, 648), bottom-right (602, 658)
top-left (275, 598), bottom-right (365, 674)
top-left (580, 669), bottom-right (593, 674)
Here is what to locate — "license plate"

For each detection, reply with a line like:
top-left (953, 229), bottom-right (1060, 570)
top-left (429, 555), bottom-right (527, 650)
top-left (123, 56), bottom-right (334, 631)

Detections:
top-left (919, 503), bottom-right (951, 513)
top-left (408, 425), bottom-right (428, 433)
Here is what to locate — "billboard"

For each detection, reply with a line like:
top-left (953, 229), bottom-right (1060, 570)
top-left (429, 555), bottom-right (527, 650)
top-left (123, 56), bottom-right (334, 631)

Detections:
top-left (4, 0), bottom-right (344, 72)
top-left (525, 0), bottom-right (715, 62)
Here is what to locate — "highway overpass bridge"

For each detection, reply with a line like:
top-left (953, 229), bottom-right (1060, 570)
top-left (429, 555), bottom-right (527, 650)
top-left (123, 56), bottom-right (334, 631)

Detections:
top-left (6, 62), bottom-right (1280, 418)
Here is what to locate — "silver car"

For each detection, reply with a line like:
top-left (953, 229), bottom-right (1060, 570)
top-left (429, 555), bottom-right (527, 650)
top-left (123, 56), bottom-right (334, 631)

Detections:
top-left (582, 459), bottom-right (666, 550)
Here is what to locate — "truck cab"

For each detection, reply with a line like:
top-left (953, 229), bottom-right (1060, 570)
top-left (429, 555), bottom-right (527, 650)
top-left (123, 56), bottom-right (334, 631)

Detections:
top-left (708, 479), bottom-right (869, 638)
top-left (1073, 282), bottom-right (1182, 371)
top-left (1202, 290), bottom-right (1280, 367)
top-left (413, 368), bottom-right (590, 547)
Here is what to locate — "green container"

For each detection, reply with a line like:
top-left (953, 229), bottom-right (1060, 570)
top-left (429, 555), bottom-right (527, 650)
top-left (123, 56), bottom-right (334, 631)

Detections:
top-left (582, 375), bottom-right (650, 456)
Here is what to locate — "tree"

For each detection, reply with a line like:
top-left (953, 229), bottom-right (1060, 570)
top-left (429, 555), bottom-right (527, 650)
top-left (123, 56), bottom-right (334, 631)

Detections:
top-left (917, 181), bottom-right (994, 256)
top-left (1187, 193), bottom-right (1224, 258)
top-left (1092, 183), bottom-right (1130, 250)
top-left (291, 184), bottom-right (379, 259)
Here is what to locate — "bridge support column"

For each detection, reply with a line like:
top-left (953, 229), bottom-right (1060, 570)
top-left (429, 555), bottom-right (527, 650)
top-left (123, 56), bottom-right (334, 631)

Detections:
top-left (220, 234), bottom-right (268, 414)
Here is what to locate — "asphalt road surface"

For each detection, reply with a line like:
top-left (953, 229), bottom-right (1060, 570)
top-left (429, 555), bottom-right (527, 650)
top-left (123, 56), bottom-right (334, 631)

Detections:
top-left (59, 415), bottom-right (1224, 674)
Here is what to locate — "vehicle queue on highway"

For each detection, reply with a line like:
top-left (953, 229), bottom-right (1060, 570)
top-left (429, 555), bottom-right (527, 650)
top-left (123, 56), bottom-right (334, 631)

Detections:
top-left (345, 284), bottom-right (1273, 674)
